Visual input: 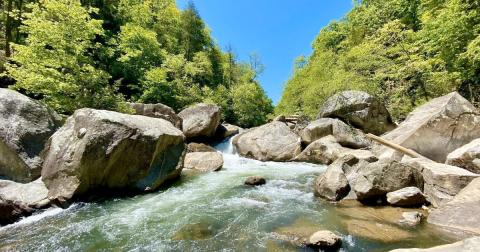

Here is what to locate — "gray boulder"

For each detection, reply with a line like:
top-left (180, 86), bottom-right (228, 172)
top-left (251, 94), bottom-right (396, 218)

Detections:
top-left (446, 138), bottom-right (480, 174)
top-left (127, 102), bottom-right (182, 129)
top-left (216, 123), bottom-right (242, 139)
top-left (0, 197), bottom-right (33, 225)
top-left (233, 121), bottom-right (301, 161)
top-left (406, 158), bottom-right (479, 207)
top-left (318, 90), bottom-right (395, 135)
top-left (306, 230), bottom-right (342, 250)
top-left (300, 118), bottom-right (370, 148)
top-left (398, 211), bottom-right (423, 227)
top-left (187, 143), bottom-right (217, 153)
top-left (184, 152), bottom-right (223, 172)
top-left (0, 88), bottom-right (62, 182)
top-left (353, 159), bottom-right (424, 201)
top-left (178, 103), bottom-right (221, 139)
top-left (294, 136), bottom-right (344, 165)
top-left (314, 159), bottom-right (350, 201)
top-left (41, 108), bottom-right (186, 202)
top-left (427, 177), bottom-right (480, 235)
top-left (376, 92), bottom-right (480, 163)
top-left (0, 178), bottom-right (49, 208)
top-left (386, 187), bottom-right (426, 207)
top-left (244, 176), bottom-right (266, 186)
top-left (390, 236), bottom-right (480, 252)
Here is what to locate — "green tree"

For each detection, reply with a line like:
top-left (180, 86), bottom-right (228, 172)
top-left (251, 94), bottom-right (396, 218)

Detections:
top-left (232, 82), bottom-right (273, 128)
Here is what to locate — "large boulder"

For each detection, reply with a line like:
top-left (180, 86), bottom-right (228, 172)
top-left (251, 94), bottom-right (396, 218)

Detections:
top-left (300, 118), bottom-right (370, 148)
top-left (41, 109), bottom-right (186, 202)
top-left (216, 123), bottom-right (242, 139)
top-left (187, 143), bottom-right (217, 153)
top-left (0, 178), bottom-right (49, 208)
top-left (178, 103), bottom-right (221, 139)
top-left (406, 159), bottom-right (479, 207)
top-left (294, 136), bottom-right (344, 165)
top-left (446, 138), bottom-right (480, 174)
top-left (233, 121), bottom-right (301, 161)
top-left (184, 152), bottom-right (223, 172)
top-left (318, 90), bottom-right (395, 135)
top-left (376, 92), bottom-right (480, 163)
top-left (390, 237), bottom-right (480, 252)
top-left (0, 88), bottom-right (62, 182)
top-left (353, 159), bottom-right (424, 201)
top-left (127, 102), bottom-right (182, 129)
top-left (427, 177), bottom-right (480, 235)
top-left (386, 187), bottom-right (426, 207)
top-left (314, 159), bottom-right (350, 201)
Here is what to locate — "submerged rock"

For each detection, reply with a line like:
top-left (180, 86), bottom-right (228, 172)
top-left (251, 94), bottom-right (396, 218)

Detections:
top-left (184, 152), bottom-right (223, 172)
top-left (171, 222), bottom-right (216, 240)
top-left (0, 88), bottom-right (62, 182)
top-left (306, 230), bottom-right (342, 250)
top-left (179, 103), bottom-right (221, 139)
top-left (427, 177), bottom-right (480, 235)
top-left (300, 118), bottom-right (370, 148)
top-left (399, 211), bottom-right (423, 227)
top-left (244, 176), bottom-right (266, 186)
top-left (41, 108), bottom-right (186, 202)
top-left (376, 92), bottom-right (480, 163)
top-left (386, 187), bottom-right (426, 207)
top-left (233, 121), bottom-right (301, 162)
top-left (390, 236), bottom-right (480, 252)
top-left (127, 102), bottom-right (182, 129)
top-left (406, 159), bottom-right (479, 207)
top-left (446, 138), bottom-right (480, 174)
top-left (318, 90), bottom-right (395, 135)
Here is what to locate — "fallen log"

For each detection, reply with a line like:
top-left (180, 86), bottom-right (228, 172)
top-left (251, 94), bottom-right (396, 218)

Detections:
top-left (366, 133), bottom-right (428, 160)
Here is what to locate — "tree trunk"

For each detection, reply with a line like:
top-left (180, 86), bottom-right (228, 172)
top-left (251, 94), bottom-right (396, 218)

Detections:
top-left (5, 0), bottom-right (13, 57)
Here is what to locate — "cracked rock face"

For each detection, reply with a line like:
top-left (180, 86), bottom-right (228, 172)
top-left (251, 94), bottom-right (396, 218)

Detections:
top-left (446, 138), bottom-right (480, 174)
top-left (41, 108), bottom-right (186, 202)
top-left (375, 92), bottom-right (480, 163)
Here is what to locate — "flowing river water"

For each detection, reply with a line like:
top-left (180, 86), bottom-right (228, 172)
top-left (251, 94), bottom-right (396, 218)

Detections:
top-left (0, 139), bottom-right (461, 251)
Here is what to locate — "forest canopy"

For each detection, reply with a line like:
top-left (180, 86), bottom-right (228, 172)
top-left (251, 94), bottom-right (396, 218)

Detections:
top-left (277, 0), bottom-right (480, 121)
top-left (0, 0), bottom-right (273, 128)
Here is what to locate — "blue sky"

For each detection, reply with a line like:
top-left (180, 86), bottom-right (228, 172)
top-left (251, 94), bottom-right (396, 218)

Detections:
top-left (176, 0), bottom-right (353, 104)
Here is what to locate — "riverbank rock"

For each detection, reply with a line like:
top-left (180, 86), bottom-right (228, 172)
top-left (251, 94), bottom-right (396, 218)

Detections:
top-left (353, 159), bottom-right (423, 202)
top-left (406, 159), bottom-right (479, 207)
top-left (0, 197), bottom-right (33, 225)
top-left (0, 88), bottom-right (62, 182)
top-left (376, 92), bottom-right (480, 163)
top-left (399, 211), bottom-right (423, 227)
top-left (216, 123), bottom-right (242, 139)
top-left (0, 178), bottom-right (49, 208)
top-left (179, 103), bottom-right (221, 139)
top-left (386, 187), bottom-right (426, 207)
top-left (41, 109), bottom-right (186, 202)
top-left (233, 121), bottom-right (301, 162)
top-left (300, 118), bottom-right (370, 148)
top-left (244, 176), bottom-right (266, 186)
top-left (187, 143), bottom-right (217, 153)
top-left (314, 160), bottom-right (350, 201)
top-left (294, 136), bottom-right (344, 164)
top-left (318, 90), bottom-right (395, 135)
top-left (184, 152), bottom-right (223, 172)
top-left (390, 236), bottom-right (480, 252)
top-left (306, 230), bottom-right (342, 250)
top-left (446, 139), bottom-right (480, 174)
top-left (127, 102), bottom-right (182, 129)
top-left (427, 177), bottom-right (480, 235)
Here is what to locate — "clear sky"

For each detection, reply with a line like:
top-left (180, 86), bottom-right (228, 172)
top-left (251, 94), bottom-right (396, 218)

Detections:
top-left (176, 0), bottom-right (353, 104)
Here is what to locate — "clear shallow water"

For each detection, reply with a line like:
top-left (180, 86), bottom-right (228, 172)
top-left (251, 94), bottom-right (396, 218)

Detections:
top-left (0, 139), bottom-right (459, 251)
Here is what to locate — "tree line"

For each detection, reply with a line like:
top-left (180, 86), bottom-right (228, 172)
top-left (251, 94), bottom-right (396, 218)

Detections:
top-left (277, 0), bottom-right (480, 121)
top-left (0, 0), bottom-right (273, 128)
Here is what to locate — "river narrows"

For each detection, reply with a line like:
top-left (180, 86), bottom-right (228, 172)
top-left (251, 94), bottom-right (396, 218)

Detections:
top-left (0, 139), bottom-right (458, 251)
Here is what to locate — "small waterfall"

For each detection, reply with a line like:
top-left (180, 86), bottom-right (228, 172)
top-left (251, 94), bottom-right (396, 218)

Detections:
top-left (214, 136), bottom-right (236, 155)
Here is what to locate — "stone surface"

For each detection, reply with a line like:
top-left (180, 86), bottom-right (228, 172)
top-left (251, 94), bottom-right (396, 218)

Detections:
top-left (244, 176), bottom-right (266, 186)
top-left (318, 90), bottom-right (396, 135)
top-left (446, 138), bottom-right (480, 174)
top-left (300, 118), bottom-right (371, 148)
top-left (306, 230), bottom-right (342, 250)
top-left (376, 92), bottom-right (480, 163)
top-left (127, 102), bottom-right (182, 128)
top-left (233, 121), bottom-right (301, 162)
top-left (353, 159), bottom-right (424, 201)
top-left (41, 108), bottom-right (186, 202)
top-left (386, 187), bottom-right (426, 207)
top-left (294, 136), bottom-right (344, 165)
top-left (0, 178), bottom-right (49, 208)
top-left (406, 159), bottom-right (479, 207)
top-left (216, 123), bottom-right (242, 139)
top-left (178, 103), bottom-right (221, 139)
top-left (0, 88), bottom-right (62, 182)
top-left (314, 159), bottom-right (350, 201)
top-left (0, 197), bottom-right (33, 225)
top-left (187, 143), bottom-right (217, 153)
top-left (399, 211), bottom-right (423, 227)
top-left (427, 178), bottom-right (480, 235)
top-left (184, 152), bottom-right (223, 172)
top-left (390, 236), bottom-right (480, 252)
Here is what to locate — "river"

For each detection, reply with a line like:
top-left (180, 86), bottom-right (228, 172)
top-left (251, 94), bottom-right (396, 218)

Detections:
top-left (0, 138), bottom-right (458, 251)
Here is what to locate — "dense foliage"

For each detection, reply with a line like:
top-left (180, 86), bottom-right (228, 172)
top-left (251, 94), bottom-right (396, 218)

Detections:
top-left (1, 0), bottom-right (273, 127)
top-left (277, 0), bottom-right (480, 120)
